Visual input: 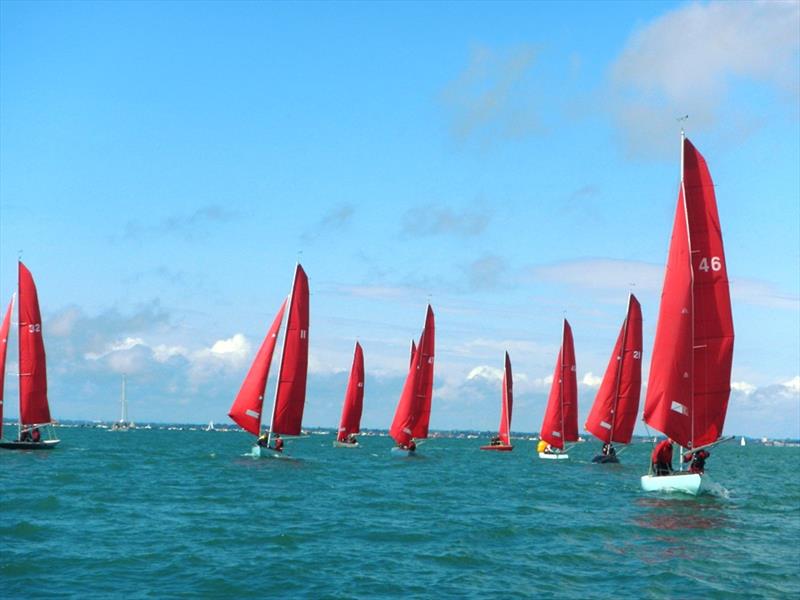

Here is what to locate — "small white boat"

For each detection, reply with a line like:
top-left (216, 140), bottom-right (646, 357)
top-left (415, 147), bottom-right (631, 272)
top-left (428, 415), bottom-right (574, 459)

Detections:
top-left (538, 451), bottom-right (569, 460)
top-left (250, 445), bottom-right (287, 459)
top-left (640, 472), bottom-right (706, 496)
top-left (740, 436), bottom-right (746, 446)
top-left (332, 440), bottom-right (360, 448)
top-left (390, 446), bottom-right (416, 457)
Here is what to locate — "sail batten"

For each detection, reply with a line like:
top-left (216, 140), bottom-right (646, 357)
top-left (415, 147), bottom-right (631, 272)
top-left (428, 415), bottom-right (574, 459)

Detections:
top-left (643, 137), bottom-right (734, 449)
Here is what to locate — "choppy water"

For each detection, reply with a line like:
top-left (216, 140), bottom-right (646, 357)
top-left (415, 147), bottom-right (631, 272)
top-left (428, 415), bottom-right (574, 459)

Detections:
top-left (1, 429), bottom-right (798, 598)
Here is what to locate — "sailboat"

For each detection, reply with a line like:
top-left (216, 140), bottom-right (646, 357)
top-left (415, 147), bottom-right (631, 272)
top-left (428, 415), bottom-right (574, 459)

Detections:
top-left (333, 341), bottom-right (364, 448)
top-left (480, 352), bottom-right (513, 451)
top-left (538, 319), bottom-right (577, 460)
top-left (0, 262), bottom-right (60, 450)
top-left (585, 294), bottom-right (642, 463)
top-left (389, 305), bottom-right (434, 456)
top-left (110, 375), bottom-right (134, 431)
top-left (641, 134), bottom-right (734, 495)
top-left (740, 436), bottom-right (746, 447)
top-left (228, 264), bottom-right (310, 458)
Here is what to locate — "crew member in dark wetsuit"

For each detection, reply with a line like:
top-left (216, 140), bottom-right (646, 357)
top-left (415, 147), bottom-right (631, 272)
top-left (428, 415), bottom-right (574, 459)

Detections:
top-left (19, 429), bottom-right (32, 442)
top-left (257, 432), bottom-right (270, 447)
top-left (602, 443), bottom-right (616, 457)
top-left (490, 435), bottom-right (502, 446)
top-left (651, 438), bottom-right (674, 475)
top-left (685, 449), bottom-right (710, 474)
top-left (272, 434), bottom-right (284, 452)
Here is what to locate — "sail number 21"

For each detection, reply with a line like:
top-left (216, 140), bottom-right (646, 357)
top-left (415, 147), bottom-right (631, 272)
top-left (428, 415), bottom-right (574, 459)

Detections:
top-left (697, 256), bottom-right (722, 273)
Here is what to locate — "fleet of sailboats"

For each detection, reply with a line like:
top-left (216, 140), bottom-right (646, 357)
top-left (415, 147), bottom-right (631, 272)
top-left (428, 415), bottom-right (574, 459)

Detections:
top-left (334, 341), bottom-right (364, 448)
top-left (389, 305), bottom-right (434, 456)
top-left (480, 352), bottom-right (513, 451)
top-left (228, 264), bottom-right (310, 458)
top-left (584, 294), bottom-right (642, 463)
top-left (538, 320), bottom-right (578, 460)
top-left (0, 262), bottom-right (60, 450)
top-left (640, 134), bottom-right (735, 495)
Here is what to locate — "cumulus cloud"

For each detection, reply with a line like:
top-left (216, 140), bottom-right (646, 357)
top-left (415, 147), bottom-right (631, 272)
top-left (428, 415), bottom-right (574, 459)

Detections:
top-left (467, 365), bottom-right (504, 382)
top-left (783, 376), bottom-right (800, 394)
top-left (608, 1), bottom-right (800, 157)
top-left (581, 372), bottom-right (603, 388)
top-left (731, 380), bottom-right (756, 395)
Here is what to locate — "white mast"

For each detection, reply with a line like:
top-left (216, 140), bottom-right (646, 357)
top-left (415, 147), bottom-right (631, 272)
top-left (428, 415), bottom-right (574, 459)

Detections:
top-left (120, 375), bottom-right (128, 423)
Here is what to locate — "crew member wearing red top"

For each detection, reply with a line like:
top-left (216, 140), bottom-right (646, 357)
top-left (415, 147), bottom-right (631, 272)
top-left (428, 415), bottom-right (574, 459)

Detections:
top-left (651, 438), bottom-right (674, 476)
top-left (684, 449), bottom-right (710, 474)
top-left (273, 434), bottom-right (284, 453)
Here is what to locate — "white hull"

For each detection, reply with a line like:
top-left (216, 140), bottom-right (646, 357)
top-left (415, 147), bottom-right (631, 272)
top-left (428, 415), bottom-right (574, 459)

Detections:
top-left (640, 472), bottom-right (707, 496)
top-left (250, 445), bottom-right (287, 459)
top-left (538, 452), bottom-right (569, 460)
top-left (332, 441), bottom-right (360, 448)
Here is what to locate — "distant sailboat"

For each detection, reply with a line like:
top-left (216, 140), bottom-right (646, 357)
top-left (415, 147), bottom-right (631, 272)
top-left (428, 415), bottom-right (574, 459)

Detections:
top-left (206, 421), bottom-right (215, 432)
top-left (0, 262), bottom-right (60, 450)
top-left (585, 295), bottom-right (642, 463)
top-left (389, 305), bottom-right (434, 456)
top-left (228, 264), bottom-right (310, 458)
top-left (740, 436), bottom-right (746, 447)
top-left (110, 375), bottom-right (134, 431)
top-left (641, 134), bottom-right (735, 495)
top-left (334, 342), bottom-right (364, 448)
top-left (538, 319), bottom-right (577, 460)
top-left (480, 352), bottom-right (513, 451)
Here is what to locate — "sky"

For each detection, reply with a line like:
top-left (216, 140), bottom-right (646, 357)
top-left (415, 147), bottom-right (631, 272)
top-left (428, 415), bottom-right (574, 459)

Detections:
top-left (1, 0), bottom-right (798, 438)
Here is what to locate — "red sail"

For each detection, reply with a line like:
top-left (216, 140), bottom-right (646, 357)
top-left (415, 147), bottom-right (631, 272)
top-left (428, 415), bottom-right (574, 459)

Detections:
top-left (390, 305), bottom-right (435, 446)
top-left (228, 300), bottom-right (286, 436)
top-left (540, 319), bottom-right (578, 449)
top-left (337, 342), bottom-right (364, 441)
top-left (18, 262), bottom-right (51, 425)
top-left (411, 305), bottom-right (435, 439)
top-left (271, 264), bottom-right (310, 436)
top-left (409, 340), bottom-right (416, 368)
top-left (585, 294), bottom-right (643, 445)
top-left (0, 296), bottom-right (14, 438)
top-left (644, 138), bottom-right (734, 449)
top-left (498, 351), bottom-right (513, 445)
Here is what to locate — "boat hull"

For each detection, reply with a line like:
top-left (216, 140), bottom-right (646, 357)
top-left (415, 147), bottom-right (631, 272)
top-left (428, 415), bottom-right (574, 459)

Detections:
top-left (591, 454), bottom-right (619, 464)
top-left (250, 445), bottom-right (287, 459)
top-left (538, 451), bottom-right (569, 460)
top-left (640, 472), bottom-right (706, 496)
top-left (0, 439), bottom-right (60, 450)
top-left (480, 444), bottom-right (513, 451)
top-left (390, 446), bottom-right (416, 457)
top-left (332, 441), bottom-right (360, 448)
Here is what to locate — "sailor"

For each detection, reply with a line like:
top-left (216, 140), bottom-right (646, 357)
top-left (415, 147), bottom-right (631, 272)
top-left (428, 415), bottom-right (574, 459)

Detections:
top-left (257, 432), bottom-right (270, 447)
top-left (602, 443), bottom-right (616, 457)
top-left (651, 438), bottom-right (674, 475)
top-left (408, 440), bottom-right (416, 452)
top-left (685, 449), bottom-right (710, 474)
top-left (347, 433), bottom-right (357, 445)
top-left (537, 439), bottom-right (549, 454)
top-left (31, 427), bottom-right (41, 443)
top-left (272, 433), bottom-right (284, 453)
top-left (20, 428), bottom-right (32, 442)
top-left (490, 435), bottom-right (502, 446)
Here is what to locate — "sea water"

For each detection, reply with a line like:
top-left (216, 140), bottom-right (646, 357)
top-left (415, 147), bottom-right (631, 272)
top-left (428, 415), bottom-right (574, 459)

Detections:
top-left (1, 428), bottom-right (798, 598)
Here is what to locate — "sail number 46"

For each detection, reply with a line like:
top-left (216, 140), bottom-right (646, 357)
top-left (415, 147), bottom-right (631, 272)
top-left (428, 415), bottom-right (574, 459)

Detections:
top-left (698, 256), bottom-right (722, 272)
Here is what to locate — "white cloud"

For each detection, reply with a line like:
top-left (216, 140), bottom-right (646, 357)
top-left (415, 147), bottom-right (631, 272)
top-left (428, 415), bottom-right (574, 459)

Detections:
top-left (467, 365), bottom-right (503, 382)
top-left (731, 381), bottom-right (756, 395)
top-left (608, 1), bottom-right (800, 156)
top-left (529, 259), bottom-right (663, 292)
top-left (532, 374), bottom-right (554, 388)
top-left (782, 376), bottom-right (800, 394)
top-left (581, 372), bottom-right (602, 388)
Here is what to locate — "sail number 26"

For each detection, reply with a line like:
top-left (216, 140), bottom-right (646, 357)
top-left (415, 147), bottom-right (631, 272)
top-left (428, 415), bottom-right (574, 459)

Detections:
top-left (697, 256), bottom-right (722, 273)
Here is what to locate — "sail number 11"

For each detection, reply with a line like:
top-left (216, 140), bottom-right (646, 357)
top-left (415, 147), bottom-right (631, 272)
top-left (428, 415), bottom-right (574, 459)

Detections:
top-left (697, 256), bottom-right (722, 273)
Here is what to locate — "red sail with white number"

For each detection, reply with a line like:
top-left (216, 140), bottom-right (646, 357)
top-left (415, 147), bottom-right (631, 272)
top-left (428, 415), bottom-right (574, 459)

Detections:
top-left (643, 137), bottom-right (734, 449)
top-left (540, 319), bottom-right (578, 450)
top-left (585, 294), bottom-right (643, 445)
top-left (228, 300), bottom-right (287, 436)
top-left (0, 296), bottom-right (14, 438)
top-left (390, 305), bottom-right (435, 446)
top-left (18, 262), bottom-right (51, 426)
top-left (271, 264), bottom-right (310, 436)
top-left (498, 351), bottom-right (513, 445)
top-left (337, 342), bottom-right (364, 442)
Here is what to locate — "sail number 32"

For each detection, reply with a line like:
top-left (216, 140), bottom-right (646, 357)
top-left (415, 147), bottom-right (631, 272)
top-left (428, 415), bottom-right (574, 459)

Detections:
top-left (697, 256), bottom-right (722, 272)
top-left (28, 323), bottom-right (41, 333)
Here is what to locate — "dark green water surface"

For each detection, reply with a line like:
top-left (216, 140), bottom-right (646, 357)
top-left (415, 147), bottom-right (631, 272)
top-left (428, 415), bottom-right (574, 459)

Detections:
top-left (1, 429), bottom-right (798, 598)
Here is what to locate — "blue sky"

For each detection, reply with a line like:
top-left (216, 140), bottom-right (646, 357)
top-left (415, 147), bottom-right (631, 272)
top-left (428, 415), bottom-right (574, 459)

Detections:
top-left (1, 1), bottom-right (798, 438)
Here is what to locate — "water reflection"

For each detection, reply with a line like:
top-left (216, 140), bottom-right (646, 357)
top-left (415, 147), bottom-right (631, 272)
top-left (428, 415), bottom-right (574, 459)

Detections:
top-left (634, 496), bottom-right (730, 531)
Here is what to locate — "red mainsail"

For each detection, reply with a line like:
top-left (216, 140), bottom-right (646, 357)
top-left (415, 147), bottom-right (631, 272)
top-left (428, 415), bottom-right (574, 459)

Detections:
top-left (540, 319), bottom-right (578, 449)
top-left (228, 300), bottom-right (287, 436)
top-left (271, 264), bottom-right (310, 436)
top-left (390, 305), bottom-right (435, 446)
top-left (498, 351), bottom-right (513, 446)
top-left (337, 342), bottom-right (364, 442)
top-left (18, 262), bottom-right (51, 426)
top-left (409, 340), bottom-right (416, 368)
top-left (0, 295), bottom-right (14, 438)
top-left (585, 294), bottom-right (643, 445)
top-left (643, 137), bottom-right (734, 449)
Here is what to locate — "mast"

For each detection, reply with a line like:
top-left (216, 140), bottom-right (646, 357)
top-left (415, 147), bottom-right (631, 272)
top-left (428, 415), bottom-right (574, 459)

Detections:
top-left (680, 128), bottom-right (697, 451)
top-left (121, 375), bottom-right (127, 423)
top-left (266, 263), bottom-right (298, 449)
top-left (559, 318), bottom-right (565, 445)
